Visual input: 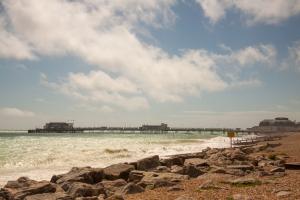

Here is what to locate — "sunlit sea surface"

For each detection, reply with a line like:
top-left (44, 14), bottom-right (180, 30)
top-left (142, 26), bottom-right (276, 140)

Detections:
top-left (0, 131), bottom-right (234, 186)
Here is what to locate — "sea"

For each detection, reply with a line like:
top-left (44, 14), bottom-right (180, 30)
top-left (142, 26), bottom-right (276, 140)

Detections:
top-left (0, 131), bottom-right (237, 186)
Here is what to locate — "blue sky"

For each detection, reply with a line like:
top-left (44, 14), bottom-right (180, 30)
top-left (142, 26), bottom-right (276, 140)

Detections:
top-left (0, 0), bottom-right (300, 129)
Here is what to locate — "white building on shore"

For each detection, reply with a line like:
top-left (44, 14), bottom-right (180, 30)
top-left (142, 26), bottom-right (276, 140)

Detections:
top-left (248, 117), bottom-right (300, 133)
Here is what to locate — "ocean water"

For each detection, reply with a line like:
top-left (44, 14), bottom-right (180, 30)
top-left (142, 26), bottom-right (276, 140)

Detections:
top-left (0, 131), bottom-right (231, 186)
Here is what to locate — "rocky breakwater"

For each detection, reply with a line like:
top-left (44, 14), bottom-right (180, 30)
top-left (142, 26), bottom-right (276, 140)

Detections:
top-left (0, 142), bottom-right (287, 200)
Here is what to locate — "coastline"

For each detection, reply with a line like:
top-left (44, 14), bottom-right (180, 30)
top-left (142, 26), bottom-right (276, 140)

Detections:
top-left (0, 133), bottom-right (231, 187)
top-left (1, 132), bottom-right (299, 200)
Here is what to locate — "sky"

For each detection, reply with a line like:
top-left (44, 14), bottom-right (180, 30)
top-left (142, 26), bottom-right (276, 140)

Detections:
top-left (0, 0), bottom-right (300, 130)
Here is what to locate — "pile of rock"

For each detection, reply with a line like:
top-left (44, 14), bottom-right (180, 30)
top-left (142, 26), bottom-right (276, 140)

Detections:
top-left (0, 143), bottom-right (286, 200)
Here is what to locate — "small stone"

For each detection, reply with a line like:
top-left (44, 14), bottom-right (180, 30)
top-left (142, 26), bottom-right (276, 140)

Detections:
top-left (105, 194), bottom-right (124, 200)
top-left (230, 177), bottom-right (260, 186)
top-left (171, 165), bottom-right (184, 174)
top-left (210, 166), bottom-right (226, 174)
top-left (198, 180), bottom-right (220, 190)
top-left (167, 185), bottom-right (183, 191)
top-left (270, 167), bottom-right (285, 173)
top-left (257, 171), bottom-right (271, 177)
top-left (175, 194), bottom-right (195, 200)
top-left (276, 191), bottom-right (292, 198)
top-left (232, 194), bottom-right (251, 200)
top-left (273, 172), bottom-right (286, 178)
top-left (155, 166), bottom-right (170, 172)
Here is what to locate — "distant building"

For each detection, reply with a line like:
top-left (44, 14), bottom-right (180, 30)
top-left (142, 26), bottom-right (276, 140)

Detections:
top-left (249, 117), bottom-right (299, 133)
top-left (139, 123), bottom-right (169, 131)
top-left (43, 122), bottom-right (74, 132)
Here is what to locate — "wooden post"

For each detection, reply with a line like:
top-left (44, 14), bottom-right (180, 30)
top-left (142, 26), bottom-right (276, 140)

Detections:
top-left (227, 131), bottom-right (235, 148)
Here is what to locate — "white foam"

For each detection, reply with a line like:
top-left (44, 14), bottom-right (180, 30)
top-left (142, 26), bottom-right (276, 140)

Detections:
top-left (0, 133), bottom-right (231, 186)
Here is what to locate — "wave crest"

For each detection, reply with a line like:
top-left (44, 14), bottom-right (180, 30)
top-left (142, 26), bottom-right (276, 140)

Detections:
top-left (103, 148), bottom-right (128, 154)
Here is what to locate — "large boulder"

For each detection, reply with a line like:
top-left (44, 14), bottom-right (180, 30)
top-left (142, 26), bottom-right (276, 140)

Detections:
top-left (52, 167), bottom-right (104, 185)
top-left (207, 152), bottom-right (232, 166)
top-left (100, 179), bottom-right (127, 197)
top-left (67, 182), bottom-right (104, 199)
top-left (183, 165), bottom-right (204, 178)
top-left (160, 157), bottom-right (184, 167)
top-left (136, 171), bottom-right (189, 189)
top-left (103, 164), bottom-right (134, 180)
top-left (170, 165), bottom-right (184, 174)
top-left (184, 158), bottom-right (208, 167)
top-left (0, 188), bottom-right (14, 200)
top-left (128, 171), bottom-right (145, 183)
top-left (136, 155), bottom-right (160, 171)
top-left (120, 183), bottom-right (144, 194)
top-left (229, 177), bottom-right (261, 186)
top-left (3, 177), bottom-right (57, 200)
top-left (226, 149), bottom-right (246, 161)
top-left (226, 165), bottom-right (253, 171)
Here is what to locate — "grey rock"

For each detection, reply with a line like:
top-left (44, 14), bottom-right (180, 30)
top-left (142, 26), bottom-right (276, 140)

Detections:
top-left (160, 157), bottom-right (183, 167)
top-left (105, 194), bottom-right (124, 200)
top-left (53, 167), bottom-right (103, 185)
top-left (184, 158), bottom-right (208, 167)
top-left (170, 165), bottom-right (184, 174)
top-left (128, 171), bottom-right (145, 183)
top-left (198, 180), bottom-right (220, 190)
top-left (121, 183), bottom-right (144, 194)
top-left (4, 177), bottom-right (57, 200)
top-left (270, 167), bottom-right (285, 173)
top-left (137, 171), bottom-right (188, 189)
top-left (154, 166), bottom-right (170, 172)
top-left (230, 177), bottom-right (260, 186)
top-left (273, 172), bottom-right (286, 177)
top-left (103, 164), bottom-right (134, 181)
top-left (183, 165), bottom-right (203, 178)
top-left (67, 182), bottom-right (104, 198)
top-left (276, 191), bottom-right (292, 198)
top-left (100, 179), bottom-right (127, 197)
top-left (209, 166), bottom-right (226, 174)
top-left (167, 185), bottom-right (183, 192)
top-left (136, 155), bottom-right (160, 171)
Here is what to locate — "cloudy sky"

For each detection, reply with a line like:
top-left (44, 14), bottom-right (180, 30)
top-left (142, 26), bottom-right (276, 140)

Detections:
top-left (1, 0), bottom-right (300, 129)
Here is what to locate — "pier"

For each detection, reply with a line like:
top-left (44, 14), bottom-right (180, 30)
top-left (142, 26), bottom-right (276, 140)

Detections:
top-left (28, 122), bottom-right (254, 134)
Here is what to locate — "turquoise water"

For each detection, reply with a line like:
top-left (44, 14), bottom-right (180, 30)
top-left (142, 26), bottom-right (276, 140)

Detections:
top-left (0, 131), bottom-right (229, 186)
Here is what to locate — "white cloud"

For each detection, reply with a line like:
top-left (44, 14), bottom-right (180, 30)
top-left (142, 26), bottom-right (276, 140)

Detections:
top-left (212, 44), bottom-right (276, 67)
top-left (0, 16), bottom-right (34, 60)
top-left (196, 0), bottom-right (300, 25)
top-left (0, 0), bottom-right (276, 110)
top-left (231, 45), bottom-right (276, 66)
top-left (287, 41), bottom-right (300, 71)
top-left (0, 107), bottom-right (35, 117)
